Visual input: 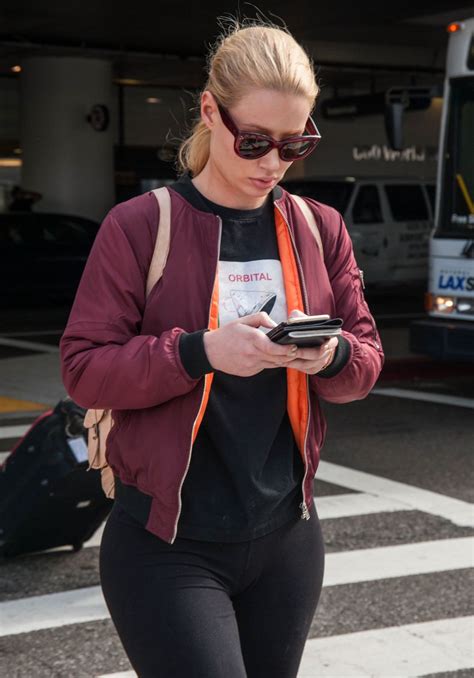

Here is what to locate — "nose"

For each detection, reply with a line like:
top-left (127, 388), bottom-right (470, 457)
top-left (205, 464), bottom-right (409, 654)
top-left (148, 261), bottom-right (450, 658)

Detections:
top-left (258, 147), bottom-right (283, 173)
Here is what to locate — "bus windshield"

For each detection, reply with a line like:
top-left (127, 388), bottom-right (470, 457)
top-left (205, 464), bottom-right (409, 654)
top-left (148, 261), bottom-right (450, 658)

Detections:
top-left (438, 77), bottom-right (474, 237)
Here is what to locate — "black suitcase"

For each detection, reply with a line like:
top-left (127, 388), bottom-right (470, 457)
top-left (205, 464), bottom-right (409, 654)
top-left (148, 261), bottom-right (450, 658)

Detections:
top-left (0, 396), bottom-right (113, 558)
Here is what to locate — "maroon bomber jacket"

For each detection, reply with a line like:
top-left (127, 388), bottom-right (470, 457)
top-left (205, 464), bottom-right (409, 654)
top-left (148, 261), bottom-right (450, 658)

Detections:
top-left (59, 183), bottom-right (384, 543)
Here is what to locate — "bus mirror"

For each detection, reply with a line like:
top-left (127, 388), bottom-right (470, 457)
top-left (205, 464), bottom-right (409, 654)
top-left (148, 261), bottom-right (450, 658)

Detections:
top-left (384, 86), bottom-right (439, 150)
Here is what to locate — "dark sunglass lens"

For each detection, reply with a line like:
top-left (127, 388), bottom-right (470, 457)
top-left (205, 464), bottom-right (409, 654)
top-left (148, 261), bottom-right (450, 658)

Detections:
top-left (281, 140), bottom-right (316, 161)
top-left (238, 135), bottom-right (272, 158)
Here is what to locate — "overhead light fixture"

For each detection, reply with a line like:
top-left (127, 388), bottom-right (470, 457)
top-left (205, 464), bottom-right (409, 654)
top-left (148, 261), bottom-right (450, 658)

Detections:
top-left (115, 78), bottom-right (145, 86)
top-left (11, 65), bottom-right (22, 73)
top-left (0, 158), bottom-right (22, 167)
top-left (146, 97), bottom-right (161, 104)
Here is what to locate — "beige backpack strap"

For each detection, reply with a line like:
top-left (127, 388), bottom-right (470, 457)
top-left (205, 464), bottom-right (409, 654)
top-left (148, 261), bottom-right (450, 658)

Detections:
top-left (291, 193), bottom-right (323, 259)
top-left (82, 187), bottom-right (172, 501)
top-left (146, 187), bottom-right (172, 298)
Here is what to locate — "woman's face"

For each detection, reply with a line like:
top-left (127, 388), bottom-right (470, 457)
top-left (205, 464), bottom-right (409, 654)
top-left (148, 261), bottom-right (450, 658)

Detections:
top-left (201, 88), bottom-right (313, 206)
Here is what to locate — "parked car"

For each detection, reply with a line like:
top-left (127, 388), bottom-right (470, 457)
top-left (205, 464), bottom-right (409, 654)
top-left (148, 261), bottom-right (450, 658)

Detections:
top-left (0, 211), bottom-right (99, 306)
top-left (282, 176), bottom-right (435, 289)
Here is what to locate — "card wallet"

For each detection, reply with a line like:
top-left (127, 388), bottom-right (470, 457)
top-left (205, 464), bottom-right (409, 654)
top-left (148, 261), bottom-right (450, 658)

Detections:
top-left (267, 316), bottom-right (343, 347)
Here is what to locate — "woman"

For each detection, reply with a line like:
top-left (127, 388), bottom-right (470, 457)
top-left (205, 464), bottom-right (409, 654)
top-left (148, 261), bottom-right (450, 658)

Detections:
top-left (60, 19), bottom-right (384, 678)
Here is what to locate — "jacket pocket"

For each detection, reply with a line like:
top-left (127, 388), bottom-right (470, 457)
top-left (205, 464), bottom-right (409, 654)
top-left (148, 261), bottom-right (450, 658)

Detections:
top-left (350, 265), bottom-right (380, 347)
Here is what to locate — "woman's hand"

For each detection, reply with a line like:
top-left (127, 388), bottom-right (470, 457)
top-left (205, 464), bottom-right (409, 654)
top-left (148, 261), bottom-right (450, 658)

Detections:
top-left (285, 309), bottom-right (338, 375)
top-left (203, 312), bottom-right (299, 377)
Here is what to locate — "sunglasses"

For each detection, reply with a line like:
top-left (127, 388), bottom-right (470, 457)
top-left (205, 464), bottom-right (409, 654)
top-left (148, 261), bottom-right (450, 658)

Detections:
top-left (218, 104), bottom-right (321, 162)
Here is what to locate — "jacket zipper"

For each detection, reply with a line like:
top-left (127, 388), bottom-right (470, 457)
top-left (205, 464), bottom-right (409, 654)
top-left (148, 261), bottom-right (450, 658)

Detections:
top-left (170, 216), bottom-right (223, 544)
top-left (275, 203), bottom-right (311, 520)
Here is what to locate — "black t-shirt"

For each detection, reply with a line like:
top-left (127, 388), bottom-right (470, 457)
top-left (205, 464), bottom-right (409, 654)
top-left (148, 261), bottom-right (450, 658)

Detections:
top-left (176, 178), bottom-right (304, 541)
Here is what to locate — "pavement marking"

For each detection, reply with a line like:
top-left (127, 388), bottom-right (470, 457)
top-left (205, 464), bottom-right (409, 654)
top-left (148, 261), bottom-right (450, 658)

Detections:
top-left (34, 494), bottom-right (409, 555)
top-left (27, 493), bottom-right (408, 555)
top-left (0, 410), bottom-right (43, 422)
top-left (323, 536), bottom-right (473, 587)
top-left (372, 386), bottom-right (474, 409)
top-left (318, 460), bottom-right (474, 528)
top-left (2, 537), bottom-right (472, 637)
top-left (316, 491), bottom-right (411, 520)
top-left (0, 585), bottom-right (107, 636)
top-left (0, 424), bottom-right (30, 440)
top-left (83, 523), bottom-right (105, 548)
top-left (41, 523), bottom-right (105, 553)
top-left (0, 336), bottom-right (60, 354)
top-left (298, 616), bottom-right (474, 677)
top-left (96, 616), bottom-right (474, 678)
top-left (0, 397), bottom-right (47, 413)
top-left (32, 494), bottom-right (408, 555)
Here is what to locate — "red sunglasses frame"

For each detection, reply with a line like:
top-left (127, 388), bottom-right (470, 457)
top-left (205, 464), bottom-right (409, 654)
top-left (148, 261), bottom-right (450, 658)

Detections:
top-left (217, 104), bottom-right (321, 161)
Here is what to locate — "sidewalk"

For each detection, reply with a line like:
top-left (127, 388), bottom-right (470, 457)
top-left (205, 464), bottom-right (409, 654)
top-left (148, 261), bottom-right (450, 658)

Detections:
top-left (0, 351), bottom-right (63, 412)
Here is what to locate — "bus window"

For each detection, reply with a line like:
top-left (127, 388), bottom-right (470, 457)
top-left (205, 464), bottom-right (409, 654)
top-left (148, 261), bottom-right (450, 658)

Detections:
top-left (439, 78), bottom-right (474, 236)
top-left (385, 185), bottom-right (429, 221)
top-left (352, 185), bottom-right (382, 224)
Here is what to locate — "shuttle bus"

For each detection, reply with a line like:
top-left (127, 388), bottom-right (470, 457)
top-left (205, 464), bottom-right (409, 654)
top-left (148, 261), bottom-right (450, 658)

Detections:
top-left (410, 18), bottom-right (474, 361)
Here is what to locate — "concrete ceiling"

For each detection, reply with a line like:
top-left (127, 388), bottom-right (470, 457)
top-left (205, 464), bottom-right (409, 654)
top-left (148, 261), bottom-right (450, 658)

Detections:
top-left (0, 2), bottom-right (473, 87)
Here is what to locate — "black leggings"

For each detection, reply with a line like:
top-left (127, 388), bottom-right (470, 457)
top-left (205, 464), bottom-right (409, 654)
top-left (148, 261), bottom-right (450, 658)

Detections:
top-left (99, 501), bottom-right (325, 678)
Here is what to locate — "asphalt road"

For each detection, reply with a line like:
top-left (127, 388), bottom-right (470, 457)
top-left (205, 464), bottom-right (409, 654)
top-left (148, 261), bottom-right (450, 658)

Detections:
top-left (0, 299), bottom-right (473, 677)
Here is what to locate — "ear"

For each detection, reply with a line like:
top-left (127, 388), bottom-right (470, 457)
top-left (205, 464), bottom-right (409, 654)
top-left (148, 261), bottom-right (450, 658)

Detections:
top-left (200, 90), bottom-right (218, 130)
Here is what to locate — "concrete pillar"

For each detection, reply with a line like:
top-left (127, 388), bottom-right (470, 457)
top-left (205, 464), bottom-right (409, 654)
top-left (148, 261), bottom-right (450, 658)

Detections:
top-left (20, 57), bottom-right (115, 222)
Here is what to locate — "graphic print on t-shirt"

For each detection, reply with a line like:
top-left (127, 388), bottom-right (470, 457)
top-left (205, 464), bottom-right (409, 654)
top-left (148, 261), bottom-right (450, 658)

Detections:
top-left (219, 259), bottom-right (288, 327)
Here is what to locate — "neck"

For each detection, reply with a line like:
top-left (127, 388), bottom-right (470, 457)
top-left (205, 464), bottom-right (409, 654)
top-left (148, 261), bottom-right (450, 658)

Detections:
top-left (192, 161), bottom-right (268, 210)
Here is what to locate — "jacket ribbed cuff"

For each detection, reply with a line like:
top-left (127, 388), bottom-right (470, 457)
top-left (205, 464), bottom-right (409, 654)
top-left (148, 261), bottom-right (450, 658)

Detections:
top-left (178, 330), bottom-right (214, 379)
top-left (317, 335), bottom-right (351, 378)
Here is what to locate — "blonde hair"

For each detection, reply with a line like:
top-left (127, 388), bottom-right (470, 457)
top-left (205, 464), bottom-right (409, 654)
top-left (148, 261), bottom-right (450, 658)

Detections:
top-left (177, 21), bottom-right (319, 176)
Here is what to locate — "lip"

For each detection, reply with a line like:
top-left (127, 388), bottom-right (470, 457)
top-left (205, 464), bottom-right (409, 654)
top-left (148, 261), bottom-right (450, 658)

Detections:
top-left (249, 177), bottom-right (278, 188)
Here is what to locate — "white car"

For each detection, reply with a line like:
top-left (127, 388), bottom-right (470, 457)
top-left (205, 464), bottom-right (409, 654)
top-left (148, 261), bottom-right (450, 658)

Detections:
top-left (282, 177), bottom-right (435, 290)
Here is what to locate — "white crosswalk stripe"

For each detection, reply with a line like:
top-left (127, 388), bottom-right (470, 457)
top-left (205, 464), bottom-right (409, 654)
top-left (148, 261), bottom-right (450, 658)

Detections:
top-left (372, 386), bottom-right (474, 409)
top-left (96, 616), bottom-right (474, 678)
top-left (299, 616), bottom-right (474, 677)
top-left (0, 424), bottom-right (29, 440)
top-left (318, 460), bottom-right (474, 527)
top-left (1, 417), bottom-right (473, 677)
top-left (2, 537), bottom-right (472, 637)
top-left (315, 491), bottom-right (412, 519)
top-left (0, 336), bottom-right (60, 354)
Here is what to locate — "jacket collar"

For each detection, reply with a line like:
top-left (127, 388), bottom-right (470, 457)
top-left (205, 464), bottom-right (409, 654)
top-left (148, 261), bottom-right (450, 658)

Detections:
top-left (170, 172), bottom-right (285, 214)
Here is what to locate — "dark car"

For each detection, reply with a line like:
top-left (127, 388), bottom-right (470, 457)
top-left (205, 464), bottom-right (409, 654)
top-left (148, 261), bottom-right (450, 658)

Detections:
top-left (0, 211), bottom-right (99, 306)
